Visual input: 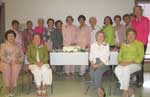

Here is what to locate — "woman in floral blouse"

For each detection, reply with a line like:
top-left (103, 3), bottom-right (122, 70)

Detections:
top-left (0, 30), bottom-right (24, 97)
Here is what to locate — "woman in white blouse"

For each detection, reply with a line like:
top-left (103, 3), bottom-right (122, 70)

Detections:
top-left (89, 31), bottom-right (110, 97)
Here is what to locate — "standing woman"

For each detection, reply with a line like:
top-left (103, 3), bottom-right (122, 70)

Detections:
top-left (77, 15), bottom-right (91, 76)
top-left (22, 20), bottom-right (34, 68)
top-left (53, 20), bottom-right (64, 73)
top-left (101, 16), bottom-right (116, 49)
top-left (123, 14), bottom-right (131, 29)
top-left (27, 33), bottom-right (52, 97)
top-left (62, 16), bottom-right (77, 76)
top-left (43, 18), bottom-right (56, 51)
top-left (89, 31), bottom-right (110, 97)
top-left (34, 18), bottom-right (46, 44)
top-left (11, 20), bottom-right (23, 48)
top-left (114, 15), bottom-right (125, 48)
top-left (54, 20), bottom-right (63, 49)
top-left (0, 30), bottom-right (24, 97)
top-left (22, 20), bottom-right (34, 52)
top-left (132, 5), bottom-right (149, 50)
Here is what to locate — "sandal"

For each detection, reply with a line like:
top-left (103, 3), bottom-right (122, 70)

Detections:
top-left (36, 90), bottom-right (42, 97)
top-left (41, 90), bottom-right (47, 97)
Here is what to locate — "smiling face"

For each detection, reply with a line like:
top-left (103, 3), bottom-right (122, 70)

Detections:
top-left (134, 6), bottom-right (142, 17)
top-left (48, 20), bottom-right (54, 28)
top-left (124, 16), bottom-right (130, 24)
top-left (33, 34), bottom-right (41, 45)
top-left (79, 18), bottom-right (85, 26)
top-left (66, 17), bottom-right (73, 25)
top-left (89, 17), bottom-right (97, 27)
top-left (7, 33), bottom-right (16, 43)
top-left (38, 19), bottom-right (44, 28)
top-left (12, 23), bottom-right (19, 31)
top-left (114, 17), bottom-right (121, 25)
top-left (96, 32), bottom-right (105, 43)
top-left (104, 17), bottom-right (111, 25)
top-left (56, 22), bottom-right (63, 30)
top-left (127, 31), bottom-right (136, 43)
top-left (27, 22), bottom-right (33, 30)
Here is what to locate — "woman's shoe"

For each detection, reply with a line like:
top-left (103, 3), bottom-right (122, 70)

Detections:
top-left (98, 88), bottom-right (106, 97)
top-left (8, 93), bottom-right (14, 97)
top-left (41, 90), bottom-right (47, 97)
top-left (102, 88), bottom-right (106, 97)
top-left (130, 93), bottom-right (135, 97)
top-left (36, 90), bottom-right (42, 97)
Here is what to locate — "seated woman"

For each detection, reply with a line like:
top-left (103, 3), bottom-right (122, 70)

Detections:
top-left (89, 31), bottom-right (110, 97)
top-left (27, 33), bottom-right (52, 97)
top-left (0, 30), bottom-right (24, 97)
top-left (115, 28), bottom-right (144, 97)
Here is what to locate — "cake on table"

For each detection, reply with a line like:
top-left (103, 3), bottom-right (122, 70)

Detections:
top-left (62, 46), bottom-right (81, 52)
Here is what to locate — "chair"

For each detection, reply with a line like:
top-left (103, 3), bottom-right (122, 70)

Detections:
top-left (0, 71), bottom-right (3, 92)
top-left (26, 66), bottom-right (53, 94)
top-left (85, 51), bottom-right (118, 95)
top-left (85, 67), bottom-right (113, 95)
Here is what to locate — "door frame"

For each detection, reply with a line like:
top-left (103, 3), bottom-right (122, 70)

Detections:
top-left (0, 2), bottom-right (5, 43)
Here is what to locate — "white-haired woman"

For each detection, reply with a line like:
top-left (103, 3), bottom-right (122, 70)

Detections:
top-left (89, 31), bottom-right (110, 97)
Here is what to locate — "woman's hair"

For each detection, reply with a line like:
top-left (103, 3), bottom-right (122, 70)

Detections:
top-left (5, 30), bottom-right (16, 40)
top-left (114, 15), bottom-right (121, 21)
top-left (95, 31), bottom-right (105, 40)
top-left (126, 28), bottom-right (137, 37)
top-left (55, 20), bottom-right (63, 27)
top-left (11, 20), bottom-right (19, 25)
top-left (66, 16), bottom-right (74, 22)
top-left (123, 14), bottom-right (130, 20)
top-left (26, 20), bottom-right (33, 25)
top-left (47, 18), bottom-right (55, 24)
top-left (133, 5), bottom-right (143, 12)
top-left (78, 15), bottom-right (86, 21)
top-left (32, 33), bottom-right (42, 40)
top-left (104, 16), bottom-right (113, 25)
top-left (38, 18), bottom-right (44, 23)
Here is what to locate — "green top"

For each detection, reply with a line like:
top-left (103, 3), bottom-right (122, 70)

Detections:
top-left (118, 40), bottom-right (144, 64)
top-left (27, 44), bottom-right (48, 64)
top-left (52, 29), bottom-right (63, 49)
top-left (102, 25), bottom-right (116, 46)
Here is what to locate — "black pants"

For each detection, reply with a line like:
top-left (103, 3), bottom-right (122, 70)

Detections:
top-left (140, 45), bottom-right (147, 84)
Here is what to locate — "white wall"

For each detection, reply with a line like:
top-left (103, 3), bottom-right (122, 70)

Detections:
top-left (3, 0), bottom-right (134, 30)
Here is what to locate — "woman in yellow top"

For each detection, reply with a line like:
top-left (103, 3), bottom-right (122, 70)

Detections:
top-left (102, 16), bottom-right (116, 49)
top-left (115, 28), bottom-right (144, 97)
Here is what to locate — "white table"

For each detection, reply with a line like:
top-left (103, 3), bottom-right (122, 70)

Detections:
top-left (50, 52), bottom-right (89, 65)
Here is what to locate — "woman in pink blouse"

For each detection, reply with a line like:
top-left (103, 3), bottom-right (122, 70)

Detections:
top-left (131, 5), bottom-right (149, 47)
top-left (34, 18), bottom-right (46, 44)
top-left (114, 15), bottom-right (126, 47)
top-left (77, 15), bottom-right (91, 76)
top-left (0, 30), bottom-right (24, 97)
top-left (62, 16), bottom-right (78, 76)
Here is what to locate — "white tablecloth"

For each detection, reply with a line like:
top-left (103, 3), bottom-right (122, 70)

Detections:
top-left (50, 51), bottom-right (118, 66)
top-left (109, 51), bottom-right (118, 65)
top-left (50, 52), bottom-right (89, 65)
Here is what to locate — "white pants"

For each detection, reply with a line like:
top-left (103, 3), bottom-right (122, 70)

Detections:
top-left (65, 65), bottom-right (75, 74)
top-left (29, 64), bottom-right (52, 87)
top-left (79, 65), bottom-right (87, 76)
top-left (115, 64), bottom-right (141, 90)
top-left (24, 54), bottom-right (29, 64)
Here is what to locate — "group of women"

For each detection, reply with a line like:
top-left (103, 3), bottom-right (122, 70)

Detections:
top-left (0, 5), bottom-right (149, 97)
